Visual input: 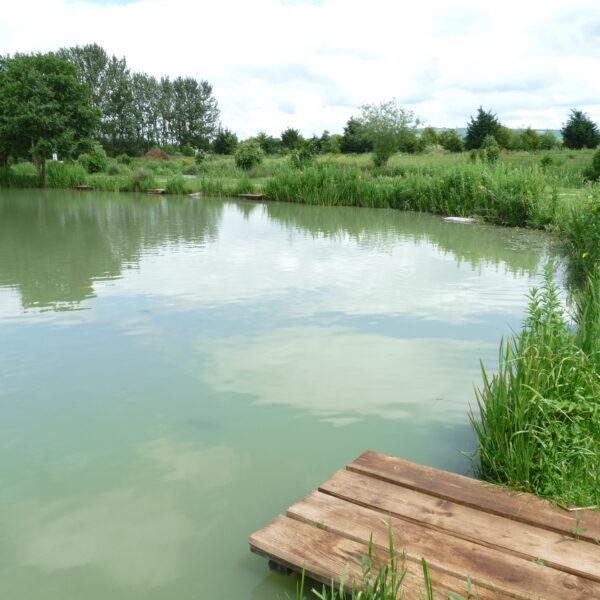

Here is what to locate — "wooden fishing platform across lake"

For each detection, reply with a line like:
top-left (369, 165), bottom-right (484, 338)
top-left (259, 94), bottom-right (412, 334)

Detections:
top-left (238, 193), bottom-right (265, 200)
top-left (249, 451), bottom-right (600, 599)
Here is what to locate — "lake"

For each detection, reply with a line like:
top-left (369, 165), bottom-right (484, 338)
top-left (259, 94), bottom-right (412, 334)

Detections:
top-left (0, 189), bottom-right (553, 599)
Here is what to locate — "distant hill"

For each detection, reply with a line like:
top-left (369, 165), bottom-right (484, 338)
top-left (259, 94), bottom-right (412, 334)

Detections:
top-left (421, 127), bottom-right (562, 139)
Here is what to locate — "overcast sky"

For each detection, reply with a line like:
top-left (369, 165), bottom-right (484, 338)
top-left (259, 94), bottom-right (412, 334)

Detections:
top-left (2, 0), bottom-right (599, 138)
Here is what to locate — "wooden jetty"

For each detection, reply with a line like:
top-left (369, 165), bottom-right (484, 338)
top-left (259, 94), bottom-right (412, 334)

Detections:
top-left (146, 188), bottom-right (166, 195)
top-left (238, 193), bottom-right (265, 200)
top-left (249, 451), bottom-right (600, 599)
top-left (73, 185), bottom-right (93, 191)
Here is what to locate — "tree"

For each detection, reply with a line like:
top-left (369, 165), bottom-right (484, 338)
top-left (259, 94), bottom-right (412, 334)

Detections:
top-left (340, 118), bottom-right (372, 153)
top-left (420, 127), bottom-right (440, 147)
top-left (561, 109), bottom-right (600, 149)
top-left (465, 107), bottom-right (501, 150)
top-left (540, 131), bottom-right (559, 150)
top-left (520, 127), bottom-right (541, 151)
top-left (439, 129), bottom-right (464, 153)
top-left (0, 52), bottom-right (98, 185)
top-left (254, 131), bottom-right (281, 155)
top-left (358, 99), bottom-right (420, 165)
top-left (281, 127), bottom-right (303, 150)
top-left (212, 127), bottom-right (238, 154)
top-left (171, 77), bottom-right (219, 150)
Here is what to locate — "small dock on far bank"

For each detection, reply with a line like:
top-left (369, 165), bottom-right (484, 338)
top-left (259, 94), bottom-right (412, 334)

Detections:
top-left (238, 193), bottom-right (265, 200)
top-left (249, 451), bottom-right (600, 599)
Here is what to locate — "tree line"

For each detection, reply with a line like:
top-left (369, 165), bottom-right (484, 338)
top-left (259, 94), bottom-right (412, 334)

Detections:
top-left (1, 43), bottom-right (599, 182)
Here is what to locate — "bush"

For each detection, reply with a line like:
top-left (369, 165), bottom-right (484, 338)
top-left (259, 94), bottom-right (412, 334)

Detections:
top-left (116, 153), bottom-right (132, 165)
top-left (540, 154), bottom-right (554, 169)
top-left (181, 144), bottom-right (195, 157)
top-left (127, 167), bottom-right (156, 192)
top-left (78, 143), bottom-right (108, 173)
top-left (584, 148), bottom-right (600, 180)
top-left (439, 129), bottom-right (464, 153)
top-left (482, 135), bottom-right (500, 163)
top-left (144, 148), bottom-right (171, 161)
top-left (195, 150), bottom-right (209, 165)
top-left (235, 141), bottom-right (264, 170)
top-left (289, 144), bottom-right (316, 169)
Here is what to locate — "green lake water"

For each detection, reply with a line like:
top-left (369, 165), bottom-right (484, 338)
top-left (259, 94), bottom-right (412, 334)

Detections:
top-left (0, 189), bottom-right (554, 599)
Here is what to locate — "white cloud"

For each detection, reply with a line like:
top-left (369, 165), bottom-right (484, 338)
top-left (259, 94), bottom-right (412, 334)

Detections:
top-left (2, 1), bottom-right (599, 133)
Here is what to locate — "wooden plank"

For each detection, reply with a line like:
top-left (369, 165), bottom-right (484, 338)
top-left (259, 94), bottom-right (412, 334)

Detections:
top-left (349, 451), bottom-right (600, 543)
top-left (319, 469), bottom-right (600, 583)
top-left (146, 188), bottom-right (166, 194)
top-left (249, 515), bottom-right (500, 599)
top-left (288, 491), bottom-right (600, 600)
top-left (238, 193), bottom-right (264, 200)
top-left (73, 185), bottom-right (93, 190)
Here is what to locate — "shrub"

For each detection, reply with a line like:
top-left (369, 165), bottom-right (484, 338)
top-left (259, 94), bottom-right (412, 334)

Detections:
top-left (116, 153), bottom-right (132, 165)
top-left (540, 154), bottom-right (554, 169)
top-left (482, 135), bottom-right (500, 163)
top-left (181, 144), bottom-right (195, 157)
top-left (144, 148), bottom-right (171, 160)
top-left (584, 148), bottom-right (600, 180)
top-left (439, 129), bottom-right (464, 153)
top-left (78, 143), bottom-right (108, 173)
top-left (195, 150), bottom-right (209, 165)
top-left (235, 141), bottom-right (264, 170)
top-left (289, 144), bottom-right (316, 169)
top-left (127, 167), bottom-right (156, 192)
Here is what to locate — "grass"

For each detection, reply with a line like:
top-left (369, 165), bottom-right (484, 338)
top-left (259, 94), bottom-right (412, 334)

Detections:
top-left (292, 528), bottom-right (480, 600)
top-left (471, 264), bottom-right (600, 508)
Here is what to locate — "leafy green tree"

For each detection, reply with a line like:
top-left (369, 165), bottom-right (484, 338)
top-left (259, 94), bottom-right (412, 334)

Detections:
top-left (482, 134), bottom-right (500, 162)
top-left (235, 141), bottom-right (264, 170)
top-left (340, 118), bottom-right (372, 153)
top-left (561, 109), bottom-right (600, 149)
top-left (539, 131), bottom-right (559, 150)
top-left (281, 127), bottom-right (303, 150)
top-left (0, 52), bottom-right (98, 185)
top-left (496, 126), bottom-right (519, 150)
top-left (358, 99), bottom-right (420, 165)
top-left (439, 129), bottom-right (464, 153)
top-left (520, 127), bottom-right (541, 151)
top-left (171, 77), bottom-right (219, 150)
top-left (212, 128), bottom-right (238, 154)
top-left (420, 127), bottom-right (439, 147)
top-left (465, 107), bottom-right (501, 150)
top-left (254, 131), bottom-right (281, 155)
top-left (78, 142), bottom-right (108, 173)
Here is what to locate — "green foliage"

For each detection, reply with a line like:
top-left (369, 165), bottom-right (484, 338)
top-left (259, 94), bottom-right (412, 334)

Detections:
top-left (0, 52), bottom-right (99, 185)
top-left (560, 187), bottom-right (600, 283)
top-left (235, 141), bottom-right (264, 170)
top-left (586, 148), bottom-right (600, 180)
top-left (482, 135), bottom-right (500, 163)
top-left (420, 127), bottom-right (440, 147)
top-left (254, 131), bottom-right (282, 155)
top-left (340, 118), bottom-right (372, 154)
top-left (289, 143), bottom-right (316, 168)
top-left (265, 162), bottom-right (546, 227)
top-left (195, 150), bottom-right (209, 165)
top-left (0, 164), bottom-right (40, 188)
top-left (561, 109), bottom-right (600, 150)
top-left (116, 153), bottom-right (132, 165)
top-left (78, 143), bottom-right (108, 173)
top-left (540, 131), bottom-right (560, 150)
top-left (465, 107), bottom-right (501, 150)
top-left (471, 266), bottom-right (600, 507)
top-left (165, 174), bottom-right (187, 194)
top-left (181, 144), bottom-right (195, 157)
top-left (540, 154), bottom-right (554, 169)
top-left (439, 129), bottom-right (464, 153)
top-left (358, 99), bottom-right (420, 166)
top-left (212, 128), bottom-right (238, 154)
top-left (281, 127), bottom-right (303, 150)
top-left (520, 127), bottom-right (541, 151)
top-left (127, 167), bottom-right (156, 192)
top-left (46, 161), bottom-right (88, 187)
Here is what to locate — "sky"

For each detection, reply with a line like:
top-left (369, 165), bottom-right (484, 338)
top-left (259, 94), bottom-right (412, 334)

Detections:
top-left (1, 0), bottom-right (599, 138)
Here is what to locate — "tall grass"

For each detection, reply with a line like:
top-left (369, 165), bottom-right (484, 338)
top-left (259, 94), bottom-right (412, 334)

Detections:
top-left (265, 163), bottom-right (550, 227)
top-left (471, 265), bottom-right (600, 507)
top-left (0, 163), bottom-right (39, 188)
top-left (46, 161), bottom-right (88, 188)
top-left (293, 530), bottom-right (479, 600)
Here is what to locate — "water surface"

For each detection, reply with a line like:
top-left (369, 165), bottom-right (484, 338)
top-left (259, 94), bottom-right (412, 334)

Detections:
top-left (0, 189), bottom-right (553, 599)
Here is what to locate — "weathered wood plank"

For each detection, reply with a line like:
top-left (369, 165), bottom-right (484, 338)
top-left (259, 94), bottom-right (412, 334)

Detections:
top-left (348, 450), bottom-right (600, 543)
top-left (319, 469), bottom-right (600, 583)
top-left (249, 515), bottom-right (499, 599)
top-left (288, 491), bottom-right (600, 600)
top-left (238, 193), bottom-right (264, 200)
